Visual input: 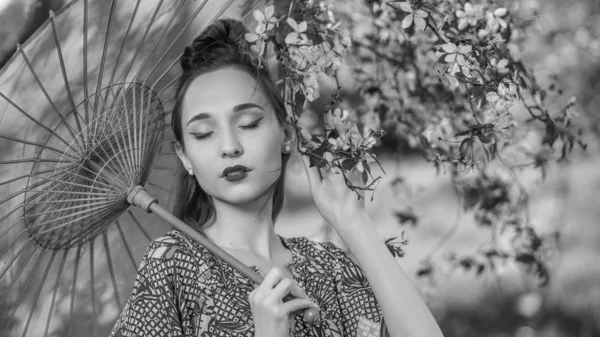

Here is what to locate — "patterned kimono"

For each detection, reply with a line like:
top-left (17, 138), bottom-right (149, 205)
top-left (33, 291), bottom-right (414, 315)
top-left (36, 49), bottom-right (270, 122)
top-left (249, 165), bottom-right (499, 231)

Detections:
top-left (110, 230), bottom-right (390, 337)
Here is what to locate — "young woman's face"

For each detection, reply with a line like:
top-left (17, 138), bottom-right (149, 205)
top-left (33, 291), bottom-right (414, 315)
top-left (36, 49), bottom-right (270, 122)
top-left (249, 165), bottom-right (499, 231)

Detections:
top-left (176, 67), bottom-right (290, 205)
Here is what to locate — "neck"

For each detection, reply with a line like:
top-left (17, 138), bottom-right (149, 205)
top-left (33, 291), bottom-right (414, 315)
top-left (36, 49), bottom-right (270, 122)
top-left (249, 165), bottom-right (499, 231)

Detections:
top-left (204, 190), bottom-right (283, 261)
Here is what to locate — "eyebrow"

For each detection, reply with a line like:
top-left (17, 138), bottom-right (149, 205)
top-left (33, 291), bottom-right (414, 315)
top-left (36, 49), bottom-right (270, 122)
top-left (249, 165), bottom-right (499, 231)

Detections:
top-left (186, 103), bottom-right (264, 126)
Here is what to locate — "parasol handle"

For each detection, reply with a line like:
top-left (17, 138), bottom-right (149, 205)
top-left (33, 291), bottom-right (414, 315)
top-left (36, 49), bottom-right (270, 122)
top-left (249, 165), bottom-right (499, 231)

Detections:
top-left (127, 186), bottom-right (320, 325)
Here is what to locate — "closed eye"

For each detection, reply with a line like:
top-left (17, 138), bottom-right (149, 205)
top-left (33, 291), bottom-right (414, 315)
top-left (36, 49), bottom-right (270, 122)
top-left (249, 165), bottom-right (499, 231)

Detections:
top-left (240, 117), bottom-right (264, 129)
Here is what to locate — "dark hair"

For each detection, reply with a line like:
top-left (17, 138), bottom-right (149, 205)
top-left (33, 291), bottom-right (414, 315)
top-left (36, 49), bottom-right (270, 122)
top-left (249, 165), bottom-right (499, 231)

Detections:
top-left (171, 19), bottom-right (291, 234)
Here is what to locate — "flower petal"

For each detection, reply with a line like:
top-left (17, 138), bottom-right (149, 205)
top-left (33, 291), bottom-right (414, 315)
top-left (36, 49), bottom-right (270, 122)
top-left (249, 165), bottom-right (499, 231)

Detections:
top-left (286, 17), bottom-right (298, 31)
top-left (264, 5), bottom-right (274, 18)
top-left (298, 21), bottom-right (308, 32)
top-left (493, 7), bottom-right (507, 17)
top-left (416, 9), bottom-right (428, 18)
top-left (444, 53), bottom-right (456, 63)
top-left (414, 15), bottom-right (426, 30)
top-left (458, 44), bottom-right (472, 54)
top-left (398, 1), bottom-right (413, 13)
top-left (245, 32), bottom-right (260, 43)
top-left (253, 9), bottom-right (265, 22)
top-left (441, 43), bottom-right (457, 53)
top-left (401, 14), bottom-right (414, 29)
top-left (285, 32), bottom-right (298, 44)
top-left (456, 54), bottom-right (466, 66)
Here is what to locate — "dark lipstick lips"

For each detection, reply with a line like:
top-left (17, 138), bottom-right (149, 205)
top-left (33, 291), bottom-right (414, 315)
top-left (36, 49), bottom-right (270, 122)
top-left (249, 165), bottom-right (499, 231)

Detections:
top-left (222, 165), bottom-right (250, 177)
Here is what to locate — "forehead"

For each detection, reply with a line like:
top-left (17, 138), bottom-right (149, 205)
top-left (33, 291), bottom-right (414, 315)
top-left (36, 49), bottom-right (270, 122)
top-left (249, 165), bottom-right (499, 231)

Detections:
top-left (181, 67), bottom-right (268, 120)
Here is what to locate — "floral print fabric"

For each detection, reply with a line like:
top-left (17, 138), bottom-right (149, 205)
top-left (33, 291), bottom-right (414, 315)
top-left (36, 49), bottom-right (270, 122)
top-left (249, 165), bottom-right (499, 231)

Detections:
top-left (110, 230), bottom-right (390, 337)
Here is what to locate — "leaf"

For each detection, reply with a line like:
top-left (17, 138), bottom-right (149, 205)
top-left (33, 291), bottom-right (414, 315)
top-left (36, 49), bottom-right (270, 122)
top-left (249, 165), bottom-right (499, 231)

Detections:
top-left (401, 14), bottom-right (414, 29)
top-left (515, 253), bottom-right (536, 264)
top-left (394, 210), bottom-right (418, 226)
top-left (416, 266), bottom-right (432, 277)
top-left (362, 168), bottom-right (369, 185)
top-left (341, 158), bottom-right (358, 170)
top-left (294, 90), bottom-right (306, 116)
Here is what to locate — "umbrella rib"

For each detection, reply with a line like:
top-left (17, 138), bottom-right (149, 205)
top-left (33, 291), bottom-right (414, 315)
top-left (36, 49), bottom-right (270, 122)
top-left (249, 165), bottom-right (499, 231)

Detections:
top-left (107, 89), bottom-right (139, 183)
top-left (0, 133), bottom-right (81, 163)
top-left (146, 0), bottom-right (233, 89)
top-left (43, 248), bottom-right (70, 337)
top-left (21, 248), bottom-right (58, 337)
top-left (0, 246), bottom-right (47, 337)
top-left (29, 200), bottom-right (115, 233)
top-left (0, 238), bottom-right (36, 299)
top-left (82, 0), bottom-right (90, 126)
top-left (92, 0), bottom-right (117, 120)
top-left (0, 90), bottom-right (82, 155)
top-left (130, 0), bottom-right (188, 83)
top-left (97, 0), bottom-right (143, 123)
top-left (119, 88), bottom-right (141, 182)
top-left (127, 210), bottom-right (151, 242)
top-left (49, 10), bottom-right (84, 139)
top-left (111, 89), bottom-right (138, 183)
top-left (90, 238), bottom-right (97, 337)
top-left (0, 167), bottom-right (57, 188)
top-left (16, 45), bottom-right (85, 151)
top-left (27, 166), bottom-right (115, 193)
top-left (103, 230), bottom-right (121, 307)
top-left (120, 0), bottom-right (166, 82)
top-left (0, 178), bottom-right (54, 212)
top-left (25, 198), bottom-right (113, 219)
top-left (68, 243), bottom-right (82, 337)
top-left (116, 220), bottom-right (137, 271)
top-left (107, 0), bottom-right (142, 86)
top-left (0, 231), bottom-right (27, 268)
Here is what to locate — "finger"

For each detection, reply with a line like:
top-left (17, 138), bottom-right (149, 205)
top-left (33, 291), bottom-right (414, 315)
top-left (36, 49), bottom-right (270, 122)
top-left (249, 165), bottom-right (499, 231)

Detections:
top-left (268, 278), bottom-right (295, 301)
top-left (300, 153), bottom-right (322, 186)
top-left (254, 267), bottom-right (283, 298)
top-left (281, 298), bottom-right (319, 316)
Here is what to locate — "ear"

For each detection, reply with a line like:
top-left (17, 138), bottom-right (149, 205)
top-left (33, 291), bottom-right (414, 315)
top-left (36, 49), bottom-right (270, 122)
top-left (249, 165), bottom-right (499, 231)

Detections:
top-left (174, 141), bottom-right (192, 169)
top-left (281, 121), bottom-right (297, 148)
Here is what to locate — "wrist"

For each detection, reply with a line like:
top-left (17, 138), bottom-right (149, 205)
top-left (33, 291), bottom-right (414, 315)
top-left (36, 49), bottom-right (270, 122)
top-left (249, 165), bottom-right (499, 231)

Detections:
top-left (331, 212), bottom-right (371, 233)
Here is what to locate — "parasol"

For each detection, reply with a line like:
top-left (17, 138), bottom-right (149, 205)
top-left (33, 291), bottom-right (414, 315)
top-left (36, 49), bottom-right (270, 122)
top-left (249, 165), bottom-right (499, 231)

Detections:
top-left (0, 0), bottom-right (318, 336)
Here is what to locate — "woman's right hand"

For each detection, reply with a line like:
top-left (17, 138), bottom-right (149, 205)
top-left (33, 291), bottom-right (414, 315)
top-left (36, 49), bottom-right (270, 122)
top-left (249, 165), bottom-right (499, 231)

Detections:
top-left (248, 267), bottom-right (318, 337)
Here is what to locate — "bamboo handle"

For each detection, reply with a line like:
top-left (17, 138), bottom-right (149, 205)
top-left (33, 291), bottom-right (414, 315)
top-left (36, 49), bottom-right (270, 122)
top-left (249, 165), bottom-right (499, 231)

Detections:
top-left (127, 186), bottom-right (320, 324)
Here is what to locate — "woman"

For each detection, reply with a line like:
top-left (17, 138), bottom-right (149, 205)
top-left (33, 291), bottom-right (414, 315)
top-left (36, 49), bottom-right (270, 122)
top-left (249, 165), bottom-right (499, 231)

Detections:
top-left (110, 18), bottom-right (443, 337)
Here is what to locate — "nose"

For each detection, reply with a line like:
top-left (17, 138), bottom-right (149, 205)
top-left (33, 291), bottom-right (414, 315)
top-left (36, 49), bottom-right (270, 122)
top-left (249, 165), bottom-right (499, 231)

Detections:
top-left (219, 128), bottom-right (243, 158)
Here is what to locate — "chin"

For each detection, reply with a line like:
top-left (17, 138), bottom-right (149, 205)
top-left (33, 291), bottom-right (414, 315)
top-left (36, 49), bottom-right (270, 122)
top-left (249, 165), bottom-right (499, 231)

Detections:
top-left (213, 181), bottom-right (277, 205)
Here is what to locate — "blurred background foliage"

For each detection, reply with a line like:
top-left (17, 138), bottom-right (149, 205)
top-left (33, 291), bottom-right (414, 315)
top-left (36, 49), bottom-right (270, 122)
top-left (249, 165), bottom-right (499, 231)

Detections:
top-left (1, 0), bottom-right (598, 336)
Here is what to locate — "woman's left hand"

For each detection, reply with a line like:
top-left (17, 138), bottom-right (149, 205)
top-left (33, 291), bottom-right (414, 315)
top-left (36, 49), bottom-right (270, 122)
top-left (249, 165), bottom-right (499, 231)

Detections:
top-left (300, 153), bottom-right (368, 230)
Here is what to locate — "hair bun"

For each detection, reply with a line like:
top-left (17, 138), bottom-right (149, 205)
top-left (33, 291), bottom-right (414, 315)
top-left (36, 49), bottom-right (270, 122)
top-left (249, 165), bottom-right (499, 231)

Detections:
top-left (180, 19), bottom-right (253, 72)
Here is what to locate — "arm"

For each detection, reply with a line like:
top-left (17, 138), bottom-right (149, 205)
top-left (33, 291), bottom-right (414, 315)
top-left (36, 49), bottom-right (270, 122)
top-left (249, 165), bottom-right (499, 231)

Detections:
top-left (299, 154), bottom-right (443, 337)
top-left (334, 212), bottom-right (443, 337)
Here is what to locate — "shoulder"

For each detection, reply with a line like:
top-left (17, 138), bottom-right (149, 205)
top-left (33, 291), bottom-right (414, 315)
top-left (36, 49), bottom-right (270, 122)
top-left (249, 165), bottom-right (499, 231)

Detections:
top-left (284, 236), bottom-right (351, 270)
top-left (140, 230), bottom-right (214, 278)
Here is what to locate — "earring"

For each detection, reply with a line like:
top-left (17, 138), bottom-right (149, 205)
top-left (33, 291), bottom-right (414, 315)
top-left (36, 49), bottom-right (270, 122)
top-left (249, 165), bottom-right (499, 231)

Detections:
top-left (283, 144), bottom-right (291, 154)
top-left (187, 166), bottom-right (194, 176)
